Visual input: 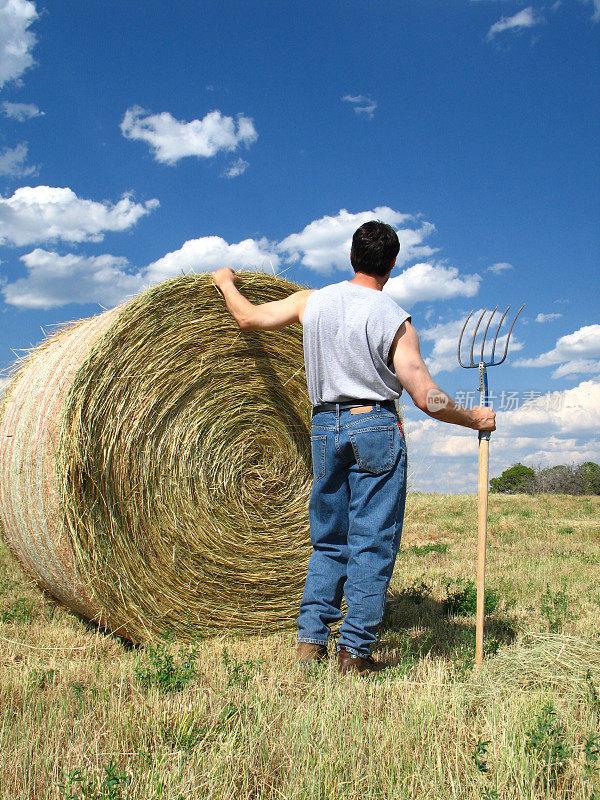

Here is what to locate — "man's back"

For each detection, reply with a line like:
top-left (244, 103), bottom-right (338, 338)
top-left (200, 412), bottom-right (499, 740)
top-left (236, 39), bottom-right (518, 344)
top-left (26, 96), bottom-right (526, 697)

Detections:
top-left (211, 219), bottom-right (496, 674)
top-left (302, 280), bottom-right (411, 405)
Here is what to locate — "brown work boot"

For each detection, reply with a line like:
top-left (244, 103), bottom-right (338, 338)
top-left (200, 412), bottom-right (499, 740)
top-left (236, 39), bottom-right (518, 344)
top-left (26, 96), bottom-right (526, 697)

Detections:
top-left (337, 647), bottom-right (388, 676)
top-left (296, 641), bottom-right (328, 665)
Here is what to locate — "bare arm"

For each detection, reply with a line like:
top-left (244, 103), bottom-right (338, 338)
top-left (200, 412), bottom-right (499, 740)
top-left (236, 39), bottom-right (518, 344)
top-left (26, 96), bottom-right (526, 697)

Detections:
top-left (390, 320), bottom-right (495, 431)
top-left (211, 267), bottom-right (313, 330)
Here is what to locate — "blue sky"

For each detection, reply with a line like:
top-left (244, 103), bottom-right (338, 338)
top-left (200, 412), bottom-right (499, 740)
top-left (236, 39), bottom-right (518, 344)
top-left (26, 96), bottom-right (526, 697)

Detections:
top-left (0, 0), bottom-right (598, 491)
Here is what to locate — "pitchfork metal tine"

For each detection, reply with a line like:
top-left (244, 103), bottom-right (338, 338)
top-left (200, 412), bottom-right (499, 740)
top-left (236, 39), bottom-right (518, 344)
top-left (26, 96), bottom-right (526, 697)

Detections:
top-left (489, 305), bottom-right (511, 364)
top-left (480, 306), bottom-right (498, 364)
top-left (458, 303), bottom-right (525, 368)
top-left (469, 308), bottom-right (487, 367)
top-left (457, 309), bottom-right (475, 368)
top-left (491, 303), bottom-right (525, 366)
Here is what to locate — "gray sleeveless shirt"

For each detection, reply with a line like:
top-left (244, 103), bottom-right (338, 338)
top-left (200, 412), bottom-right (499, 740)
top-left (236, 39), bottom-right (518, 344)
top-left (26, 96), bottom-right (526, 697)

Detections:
top-left (302, 280), bottom-right (411, 405)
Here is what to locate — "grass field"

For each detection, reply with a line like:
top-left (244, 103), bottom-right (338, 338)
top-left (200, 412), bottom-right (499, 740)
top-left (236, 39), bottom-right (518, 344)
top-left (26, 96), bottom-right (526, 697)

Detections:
top-left (1, 493), bottom-right (600, 800)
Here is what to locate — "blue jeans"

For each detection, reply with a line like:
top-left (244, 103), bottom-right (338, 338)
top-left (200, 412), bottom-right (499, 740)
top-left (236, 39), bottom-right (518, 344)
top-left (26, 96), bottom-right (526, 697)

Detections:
top-left (297, 401), bottom-right (407, 656)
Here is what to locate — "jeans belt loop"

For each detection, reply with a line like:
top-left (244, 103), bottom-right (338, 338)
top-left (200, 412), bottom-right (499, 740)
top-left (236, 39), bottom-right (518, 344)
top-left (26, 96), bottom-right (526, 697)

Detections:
top-left (376, 401), bottom-right (381, 412)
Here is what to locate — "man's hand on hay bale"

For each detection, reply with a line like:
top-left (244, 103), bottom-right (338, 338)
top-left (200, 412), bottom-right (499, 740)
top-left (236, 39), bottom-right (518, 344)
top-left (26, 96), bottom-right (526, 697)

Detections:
top-left (211, 268), bottom-right (238, 291)
top-left (210, 268), bottom-right (313, 331)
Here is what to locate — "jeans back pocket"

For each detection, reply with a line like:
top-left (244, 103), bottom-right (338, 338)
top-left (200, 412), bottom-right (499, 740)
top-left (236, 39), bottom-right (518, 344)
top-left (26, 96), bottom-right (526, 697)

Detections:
top-left (310, 434), bottom-right (327, 480)
top-left (348, 425), bottom-right (395, 474)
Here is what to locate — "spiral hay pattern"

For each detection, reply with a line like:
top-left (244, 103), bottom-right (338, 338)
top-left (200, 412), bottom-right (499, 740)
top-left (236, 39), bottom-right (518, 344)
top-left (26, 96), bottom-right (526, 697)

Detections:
top-left (0, 272), bottom-right (313, 642)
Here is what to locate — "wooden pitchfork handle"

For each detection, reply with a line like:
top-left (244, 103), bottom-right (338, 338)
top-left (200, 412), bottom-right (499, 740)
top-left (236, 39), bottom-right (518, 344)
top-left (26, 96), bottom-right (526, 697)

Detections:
top-left (475, 360), bottom-right (491, 670)
top-left (476, 429), bottom-right (490, 669)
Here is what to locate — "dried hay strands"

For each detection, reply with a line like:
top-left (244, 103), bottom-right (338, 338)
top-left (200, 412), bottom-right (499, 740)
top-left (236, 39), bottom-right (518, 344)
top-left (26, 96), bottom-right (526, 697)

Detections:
top-left (482, 633), bottom-right (600, 693)
top-left (0, 272), bottom-right (313, 642)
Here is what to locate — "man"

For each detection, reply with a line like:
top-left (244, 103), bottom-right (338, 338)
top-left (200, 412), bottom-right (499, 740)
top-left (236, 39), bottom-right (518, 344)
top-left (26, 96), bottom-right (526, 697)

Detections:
top-left (211, 220), bottom-right (495, 676)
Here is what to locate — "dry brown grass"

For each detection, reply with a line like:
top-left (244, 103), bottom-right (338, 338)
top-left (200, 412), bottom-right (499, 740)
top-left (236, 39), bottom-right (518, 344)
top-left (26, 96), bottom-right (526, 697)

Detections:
top-left (1, 493), bottom-right (599, 799)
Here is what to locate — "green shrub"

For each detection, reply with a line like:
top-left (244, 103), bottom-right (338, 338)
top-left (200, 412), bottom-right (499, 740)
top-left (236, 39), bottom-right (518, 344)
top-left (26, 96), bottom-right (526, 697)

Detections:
top-left (473, 737), bottom-right (491, 774)
top-left (578, 461), bottom-right (600, 494)
top-left (557, 525), bottom-right (575, 535)
top-left (525, 704), bottom-right (571, 781)
top-left (60, 760), bottom-right (131, 800)
top-left (1, 597), bottom-right (34, 623)
top-left (135, 644), bottom-right (198, 693)
top-left (540, 582), bottom-right (571, 633)
top-left (443, 580), bottom-right (499, 616)
top-left (221, 647), bottom-right (260, 688)
top-left (497, 460), bottom-right (600, 495)
top-left (583, 733), bottom-right (600, 777)
top-left (489, 463), bottom-right (535, 494)
top-left (586, 670), bottom-right (600, 713)
top-left (398, 579), bottom-right (433, 605)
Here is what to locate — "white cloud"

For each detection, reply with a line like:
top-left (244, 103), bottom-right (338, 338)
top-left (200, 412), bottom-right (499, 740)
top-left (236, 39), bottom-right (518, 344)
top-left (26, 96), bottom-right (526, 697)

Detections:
top-left (220, 157), bottom-right (249, 179)
top-left (403, 379), bottom-right (600, 492)
top-left (421, 316), bottom-right (474, 376)
top-left (2, 234), bottom-right (280, 309)
top-left (551, 359), bottom-right (600, 379)
top-left (535, 312), bottom-right (562, 323)
top-left (2, 249), bottom-right (142, 309)
top-left (515, 324), bottom-right (600, 378)
top-left (143, 236), bottom-right (279, 284)
top-left (0, 185), bottom-right (159, 246)
top-left (486, 7), bottom-right (543, 40)
top-left (0, 0), bottom-right (38, 88)
top-left (0, 141), bottom-right (36, 177)
top-left (120, 106), bottom-right (258, 165)
top-left (584, 0), bottom-right (600, 21)
top-left (487, 261), bottom-right (513, 274)
top-left (384, 263), bottom-right (481, 309)
top-left (342, 94), bottom-right (377, 120)
top-left (497, 379), bottom-right (600, 437)
top-left (2, 207), bottom-right (437, 308)
top-left (1, 100), bottom-right (43, 120)
top-left (278, 207), bottom-right (436, 274)
top-left (0, 207), bottom-right (477, 313)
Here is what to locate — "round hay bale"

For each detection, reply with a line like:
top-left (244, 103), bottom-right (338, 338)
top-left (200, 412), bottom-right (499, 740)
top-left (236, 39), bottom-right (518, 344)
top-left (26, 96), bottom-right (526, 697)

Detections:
top-left (0, 272), bottom-right (313, 642)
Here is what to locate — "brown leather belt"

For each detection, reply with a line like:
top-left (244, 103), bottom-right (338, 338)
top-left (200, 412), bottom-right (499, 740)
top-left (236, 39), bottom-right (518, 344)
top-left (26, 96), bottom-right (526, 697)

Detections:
top-left (311, 399), bottom-right (397, 416)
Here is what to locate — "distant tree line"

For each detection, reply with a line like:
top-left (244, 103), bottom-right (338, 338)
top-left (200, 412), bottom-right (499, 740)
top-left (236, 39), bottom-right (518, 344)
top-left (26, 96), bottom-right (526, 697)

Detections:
top-left (490, 462), bottom-right (600, 495)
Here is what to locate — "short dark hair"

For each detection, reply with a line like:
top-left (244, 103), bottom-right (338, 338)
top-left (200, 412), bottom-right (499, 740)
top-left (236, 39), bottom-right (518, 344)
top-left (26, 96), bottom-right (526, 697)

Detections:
top-left (350, 220), bottom-right (400, 276)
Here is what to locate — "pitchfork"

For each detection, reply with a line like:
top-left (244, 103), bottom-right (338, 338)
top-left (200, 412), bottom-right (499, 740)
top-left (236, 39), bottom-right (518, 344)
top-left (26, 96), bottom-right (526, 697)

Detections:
top-left (458, 303), bottom-right (525, 669)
